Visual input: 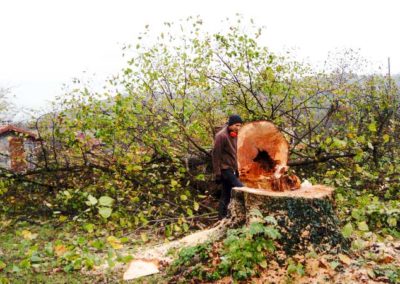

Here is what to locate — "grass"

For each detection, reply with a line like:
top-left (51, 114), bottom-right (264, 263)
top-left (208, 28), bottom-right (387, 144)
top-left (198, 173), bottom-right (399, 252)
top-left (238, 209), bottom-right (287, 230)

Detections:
top-left (0, 215), bottom-right (138, 283)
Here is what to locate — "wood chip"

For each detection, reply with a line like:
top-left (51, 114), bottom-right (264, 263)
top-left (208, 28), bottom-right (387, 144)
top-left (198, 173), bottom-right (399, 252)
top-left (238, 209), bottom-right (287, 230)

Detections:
top-left (123, 259), bottom-right (160, 280)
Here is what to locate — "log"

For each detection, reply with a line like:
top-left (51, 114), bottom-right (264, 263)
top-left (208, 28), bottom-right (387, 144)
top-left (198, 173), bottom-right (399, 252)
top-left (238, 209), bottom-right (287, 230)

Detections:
top-left (237, 121), bottom-right (301, 191)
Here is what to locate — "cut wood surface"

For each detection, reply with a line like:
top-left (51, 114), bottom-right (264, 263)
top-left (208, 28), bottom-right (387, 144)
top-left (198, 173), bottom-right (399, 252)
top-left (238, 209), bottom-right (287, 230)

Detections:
top-left (122, 219), bottom-right (232, 280)
top-left (123, 259), bottom-right (160, 280)
top-left (238, 121), bottom-right (289, 172)
top-left (237, 121), bottom-right (301, 191)
top-left (129, 221), bottom-right (229, 262)
top-left (234, 184), bottom-right (334, 199)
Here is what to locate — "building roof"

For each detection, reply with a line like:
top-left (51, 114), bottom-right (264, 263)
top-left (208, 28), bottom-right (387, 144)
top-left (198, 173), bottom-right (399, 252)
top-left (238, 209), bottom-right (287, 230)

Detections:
top-left (0, 125), bottom-right (38, 139)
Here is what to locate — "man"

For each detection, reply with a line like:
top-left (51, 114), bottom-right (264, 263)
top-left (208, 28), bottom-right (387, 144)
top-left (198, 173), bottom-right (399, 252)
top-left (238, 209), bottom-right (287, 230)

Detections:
top-left (212, 114), bottom-right (244, 219)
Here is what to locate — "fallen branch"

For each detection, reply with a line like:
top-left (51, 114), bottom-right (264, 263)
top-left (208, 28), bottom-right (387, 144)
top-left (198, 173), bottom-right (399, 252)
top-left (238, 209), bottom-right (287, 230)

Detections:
top-left (288, 153), bottom-right (356, 167)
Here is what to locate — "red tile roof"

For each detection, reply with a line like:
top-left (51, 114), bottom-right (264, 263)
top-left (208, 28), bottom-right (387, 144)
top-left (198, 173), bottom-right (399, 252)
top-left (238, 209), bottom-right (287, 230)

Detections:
top-left (0, 125), bottom-right (37, 139)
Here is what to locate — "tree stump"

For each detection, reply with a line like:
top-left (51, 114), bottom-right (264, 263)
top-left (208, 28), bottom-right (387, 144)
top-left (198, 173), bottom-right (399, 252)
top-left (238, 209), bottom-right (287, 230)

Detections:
top-left (228, 121), bottom-right (349, 254)
top-left (229, 185), bottom-right (349, 255)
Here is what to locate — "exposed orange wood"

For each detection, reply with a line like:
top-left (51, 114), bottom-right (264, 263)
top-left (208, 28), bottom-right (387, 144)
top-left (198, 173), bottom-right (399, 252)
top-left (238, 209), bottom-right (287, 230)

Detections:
top-left (237, 121), bottom-right (301, 191)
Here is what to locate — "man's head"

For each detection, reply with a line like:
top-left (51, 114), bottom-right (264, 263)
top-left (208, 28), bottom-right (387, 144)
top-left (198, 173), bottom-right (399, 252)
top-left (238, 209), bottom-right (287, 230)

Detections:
top-left (227, 114), bottom-right (243, 133)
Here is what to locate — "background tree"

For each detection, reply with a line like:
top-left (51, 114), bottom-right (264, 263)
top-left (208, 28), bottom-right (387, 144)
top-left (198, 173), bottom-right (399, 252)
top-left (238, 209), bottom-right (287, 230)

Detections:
top-left (0, 86), bottom-right (14, 121)
top-left (2, 17), bottom-right (399, 237)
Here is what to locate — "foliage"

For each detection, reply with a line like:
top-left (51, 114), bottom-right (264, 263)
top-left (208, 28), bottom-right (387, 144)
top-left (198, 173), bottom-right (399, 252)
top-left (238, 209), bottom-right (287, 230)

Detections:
top-left (0, 15), bottom-right (399, 284)
top-left (217, 217), bottom-right (280, 280)
top-left (286, 258), bottom-right (305, 277)
top-left (336, 188), bottom-right (400, 239)
top-left (0, 15), bottom-right (399, 251)
top-left (170, 242), bottom-right (211, 269)
top-left (0, 217), bottom-right (136, 283)
top-left (169, 213), bottom-right (280, 281)
top-left (373, 265), bottom-right (400, 284)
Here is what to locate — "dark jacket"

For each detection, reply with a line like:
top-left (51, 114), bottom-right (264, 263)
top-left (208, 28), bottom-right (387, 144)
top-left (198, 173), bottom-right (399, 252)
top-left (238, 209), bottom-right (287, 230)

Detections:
top-left (212, 125), bottom-right (238, 177)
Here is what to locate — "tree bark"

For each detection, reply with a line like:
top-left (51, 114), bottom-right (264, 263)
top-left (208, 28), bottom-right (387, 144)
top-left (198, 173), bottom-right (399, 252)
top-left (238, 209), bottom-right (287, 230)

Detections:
top-left (229, 186), bottom-right (349, 254)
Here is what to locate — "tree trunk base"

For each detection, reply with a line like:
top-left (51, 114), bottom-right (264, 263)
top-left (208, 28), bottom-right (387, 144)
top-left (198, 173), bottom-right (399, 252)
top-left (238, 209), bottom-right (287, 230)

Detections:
top-left (229, 185), bottom-right (349, 255)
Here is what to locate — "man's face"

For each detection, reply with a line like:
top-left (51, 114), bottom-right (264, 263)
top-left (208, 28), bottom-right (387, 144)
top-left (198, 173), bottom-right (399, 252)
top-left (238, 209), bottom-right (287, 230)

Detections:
top-left (228, 123), bottom-right (242, 133)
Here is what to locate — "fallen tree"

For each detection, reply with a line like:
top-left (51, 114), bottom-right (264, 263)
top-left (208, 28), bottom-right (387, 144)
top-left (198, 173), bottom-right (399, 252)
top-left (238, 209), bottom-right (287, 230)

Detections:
top-left (123, 121), bottom-right (349, 280)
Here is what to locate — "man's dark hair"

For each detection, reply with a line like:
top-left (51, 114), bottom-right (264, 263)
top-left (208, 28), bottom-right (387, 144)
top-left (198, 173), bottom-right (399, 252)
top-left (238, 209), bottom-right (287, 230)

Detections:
top-left (228, 114), bottom-right (243, 126)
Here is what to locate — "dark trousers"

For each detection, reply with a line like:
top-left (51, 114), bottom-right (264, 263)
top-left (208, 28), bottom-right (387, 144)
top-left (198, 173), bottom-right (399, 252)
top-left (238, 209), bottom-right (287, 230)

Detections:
top-left (219, 169), bottom-right (243, 219)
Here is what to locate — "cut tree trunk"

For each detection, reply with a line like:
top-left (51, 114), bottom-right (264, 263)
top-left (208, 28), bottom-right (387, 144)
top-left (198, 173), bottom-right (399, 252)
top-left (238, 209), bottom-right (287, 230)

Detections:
top-left (237, 121), bottom-right (301, 191)
top-left (229, 120), bottom-right (349, 254)
top-left (229, 185), bottom-right (349, 255)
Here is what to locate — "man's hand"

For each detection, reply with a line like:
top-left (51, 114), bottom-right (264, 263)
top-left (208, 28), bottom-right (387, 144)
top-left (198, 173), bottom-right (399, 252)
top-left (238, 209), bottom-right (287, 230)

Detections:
top-left (215, 175), bottom-right (222, 184)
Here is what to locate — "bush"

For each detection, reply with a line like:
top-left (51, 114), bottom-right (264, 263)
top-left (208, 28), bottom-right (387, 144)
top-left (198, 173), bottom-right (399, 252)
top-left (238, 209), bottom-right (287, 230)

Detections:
top-left (169, 213), bottom-right (280, 281)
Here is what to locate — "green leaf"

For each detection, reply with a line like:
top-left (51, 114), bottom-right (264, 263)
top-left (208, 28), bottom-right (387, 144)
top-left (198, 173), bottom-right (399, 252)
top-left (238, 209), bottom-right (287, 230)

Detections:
top-left (87, 195), bottom-right (98, 206)
top-left (180, 194), bottom-right (187, 201)
top-left (193, 202), bottom-right (199, 211)
top-left (387, 217), bottom-right (397, 227)
top-left (264, 216), bottom-right (277, 225)
top-left (249, 222), bottom-right (265, 236)
top-left (354, 164), bottom-right (363, 173)
top-left (341, 223), bottom-right (353, 238)
top-left (264, 227), bottom-right (281, 240)
top-left (351, 239), bottom-right (365, 250)
top-left (368, 122), bottom-right (377, 132)
top-left (325, 137), bottom-right (332, 144)
top-left (120, 255), bottom-right (134, 264)
top-left (195, 174), bottom-right (205, 181)
top-left (91, 240), bottom-right (105, 250)
top-left (98, 207), bottom-right (112, 218)
top-left (287, 262), bottom-right (298, 274)
top-left (99, 196), bottom-right (114, 207)
top-left (357, 221), bottom-right (369, 231)
top-left (131, 165), bottom-right (142, 171)
top-left (83, 223), bottom-right (95, 233)
top-left (171, 179), bottom-right (178, 187)
top-left (12, 264), bottom-right (21, 273)
top-left (332, 138), bottom-right (347, 149)
top-left (330, 261), bottom-right (340, 270)
top-left (30, 255), bottom-right (42, 263)
top-left (351, 209), bottom-right (363, 221)
top-left (107, 236), bottom-right (123, 249)
top-left (259, 260), bottom-right (268, 268)
top-left (383, 134), bottom-right (390, 143)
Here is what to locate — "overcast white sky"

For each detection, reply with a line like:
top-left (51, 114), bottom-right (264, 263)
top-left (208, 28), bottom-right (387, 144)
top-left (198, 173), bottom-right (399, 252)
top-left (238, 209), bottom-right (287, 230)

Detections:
top-left (1, 0), bottom-right (399, 116)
